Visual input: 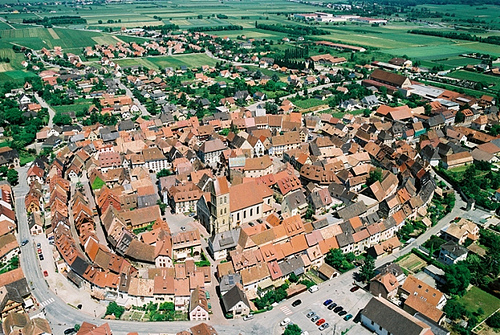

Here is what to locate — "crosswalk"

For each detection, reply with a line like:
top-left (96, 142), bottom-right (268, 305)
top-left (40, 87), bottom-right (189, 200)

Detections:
top-left (280, 306), bottom-right (292, 316)
top-left (40, 298), bottom-right (54, 307)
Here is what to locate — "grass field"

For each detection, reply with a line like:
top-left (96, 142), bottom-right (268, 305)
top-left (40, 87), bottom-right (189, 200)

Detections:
top-left (52, 100), bottom-right (93, 115)
top-left (0, 70), bottom-right (36, 84)
top-left (458, 286), bottom-right (500, 320)
top-left (116, 53), bottom-right (217, 70)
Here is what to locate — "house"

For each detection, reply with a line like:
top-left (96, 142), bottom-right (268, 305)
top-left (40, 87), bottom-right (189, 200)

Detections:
top-left (442, 151), bottom-right (473, 170)
top-left (242, 155), bottom-right (273, 178)
top-left (208, 228), bottom-right (240, 261)
top-left (75, 322), bottom-right (112, 335)
top-left (221, 284), bottom-right (251, 318)
top-left (28, 212), bottom-right (43, 235)
top-left (400, 275), bottom-right (446, 310)
top-left (197, 138), bottom-right (226, 167)
top-left (189, 286), bottom-right (209, 321)
top-left (438, 241), bottom-right (468, 265)
top-left (189, 323), bottom-right (218, 335)
top-left (0, 148), bottom-right (19, 169)
top-left (361, 297), bottom-right (433, 335)
top-left (441, 218), bottom-right (479, 245)
top-left (369, 272), bottom-right (399, 300)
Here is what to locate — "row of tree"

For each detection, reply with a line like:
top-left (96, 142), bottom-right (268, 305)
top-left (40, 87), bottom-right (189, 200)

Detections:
top-left (23, 16), bottom-right (87, 26)
top-left (409, 29), bottom-right (500, 46)
top-left (255, 22), bottom-right (330, 36)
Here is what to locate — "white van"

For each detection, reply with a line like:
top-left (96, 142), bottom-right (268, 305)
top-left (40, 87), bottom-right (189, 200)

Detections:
top-left (308, 285), bottom-right (319, 293)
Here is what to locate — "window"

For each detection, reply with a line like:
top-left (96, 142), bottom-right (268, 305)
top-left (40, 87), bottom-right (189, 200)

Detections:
top-left (250, 208), bottom-right (253, 216)
top-left (224, 208), bottom-right (227, 214)
top-left (256, 206), bottom-right (259, 214)
top-left (244, 210), bottom-right (246, 219)
top-left (237, 213), bottom-right (240, 221)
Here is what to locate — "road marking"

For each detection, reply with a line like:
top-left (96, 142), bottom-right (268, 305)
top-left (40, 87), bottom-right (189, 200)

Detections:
top-left (40, 298), bottom-right (54, 307)
top-left (280, 306), bottom-right (292, 315)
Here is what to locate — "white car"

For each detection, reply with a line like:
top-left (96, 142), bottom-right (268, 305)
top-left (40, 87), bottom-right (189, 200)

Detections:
top-left (280, 317), bottom-right (291, 326)
top-left (242, 314), bottom-right (254, 321)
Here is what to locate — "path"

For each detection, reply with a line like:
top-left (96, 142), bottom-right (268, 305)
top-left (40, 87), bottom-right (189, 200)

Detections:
top-left (34, 93), bottom-right (55, 128)
top-left (0, 17), bottom-right (16, 29)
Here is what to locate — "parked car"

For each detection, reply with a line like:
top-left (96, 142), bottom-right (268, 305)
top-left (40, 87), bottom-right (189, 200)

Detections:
top-left (344, 314), bottom-right (353, 321)
top-left (292, 299), bottom-right (302, 307)
top-left (323, 299), bottom-right (332, 306)
top-left (338, 310), bottom-right (347, 316)
top-left (39, 254), bottom-right (44, 261)
top-left (21, 240), bottom-right (28, 246)
top-left (327, 302), bottom-right (337, 310)
top-left (311, 315), bottom-right (320, 322)
top-left (243, 314), bottom-right (254, 321)
top-left (315, 318), bottom-right (326, 326)
top-left (318, 323), bottom-right (330, 331)
top-left (37, 248), bottom-right (42, 254)
top-left (36, 243), bottom-right (41, 248)
top-left (43, 270), bottom-right (48, 277)
top-left (306, 311), bottom-right (316, 318)
top-left (308, 285), bottom-right (319, 293)
top-left (300, 332), bottom-right (309, 335)
top-left (64, 328), bottom-right (75, 335)
top-left (280, 318), bottom-right (291, 326)
top-left (350, 285), bottom-right (360, 292)
top-left (334, 306), bottom-right (343, 313)
top-left (180, 226), bottom-right (186, 231)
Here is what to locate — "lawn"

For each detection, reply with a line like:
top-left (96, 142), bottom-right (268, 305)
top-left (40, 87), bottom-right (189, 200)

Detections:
top-left (0, 70), bottom-right (37, 84)
top-left (52, 100), bottom-right (93, 115)
top-left (458, 286), bottom-right (500, 320)
top-left (117, 53), bottom-right (217, 70)
top-left (397, 253), bottom-right (428, 274)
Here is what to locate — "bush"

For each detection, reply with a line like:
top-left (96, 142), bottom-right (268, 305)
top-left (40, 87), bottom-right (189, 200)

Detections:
top-left (487, 312), bottom-right (500, 329)
top-left (105, 302), bottom-right (125, 319)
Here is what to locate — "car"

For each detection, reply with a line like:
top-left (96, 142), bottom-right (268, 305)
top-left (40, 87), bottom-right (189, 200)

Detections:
top-left (280, 318), bottom-right (291, 327)
top-left (21, 240), bottom-right (28, 246)
top-left (77, 304), bottom-right (83, 309)
top-left (308, 285), bottom-right (319, 293)
top-left (36, 242), bottom-right (41, 247)
top-left (188, 213), bottom-right (196, 217)
top-left (291, 299), bottom-right (302, 307)
top-left (334, 306), bottom-right (343, 313)
top-left (327, 302), bottom-right (337, 310)
top-left (43, 270), bottom-right (48, 277)
top-left (306, 311), bottom-right (316, 318)
top-left (318, 323), bottom-right (330, 331)
top-left (37, 248), bottom-right (42, 254)
top-left (180, 226), bottom-right (186, 231)
top-left (350, 285), bottom-right (360, 292)
top-left (38, 254), bottom-right (44, 261)
top-left (344, 314), bottom-right (353, 321)
top-left (311, 315), bottom-right (320, 322)
top-left (300, 332), bottom-right (309, 335)
top-left (323, 299), bottom-right (332, 306)
top-left (338, 310), bottom-right (347, 316)
top-left (242, 314), bottom-right (254, 321)
top-left (315, 318), bottom-right (326, 326)
top-left (64, 328), bottom-right (75, 335)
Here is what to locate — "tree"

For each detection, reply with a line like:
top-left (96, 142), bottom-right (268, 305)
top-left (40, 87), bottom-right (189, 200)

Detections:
top-left (367, 168), bottom-right (383, 186)
top-left (359, 255), bottom-right (375, 283)
top-left (487, 312), bottom-right (500, 329)
top-left (325, 248), bottom-right (344, 270)
top-left (289, 272), bottom-right (299, 283)
top-left (156, 169), bottom-right (171, 178)
top-left (7, 169), bottom-right (18, 186)
top-left (443, 298), bottom-right (467, 320)
top-left (444, 262), bottom-right (471, 296)
top-left (105, 302), bottom-right (125, 319)
top-left (283, 324), bottom-right (302, 335)
top-left (455, 110), bottom-right (465, 123)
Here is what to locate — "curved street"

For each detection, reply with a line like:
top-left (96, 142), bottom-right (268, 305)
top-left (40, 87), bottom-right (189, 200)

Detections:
top-left (13, 166), bottom-right (465, 334)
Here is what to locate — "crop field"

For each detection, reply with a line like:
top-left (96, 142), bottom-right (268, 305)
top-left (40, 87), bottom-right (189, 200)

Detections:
top-left (397, 253), bottom-right (428, 274)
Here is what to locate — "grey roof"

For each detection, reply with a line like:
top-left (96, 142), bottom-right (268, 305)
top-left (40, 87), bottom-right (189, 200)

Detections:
top-left (101, 131), bottom-right (119, 142)
top-left (362, 297), bottom-right (430, 335)
top-left (219, 273), bottom-right (242, 293)
top-left (221, 284), bottom-right (250, 312)
top-left (283, 190), bottom-right (307, 211)
top-left (137, 194), bottom-right (159, 208)
top-left (440, 241), bottom-right (468, 257)
top-left (413, 313), bottom-right (450, 335)
top-left (209, 228), bottom-right (240, 253)
top-left (118, 120), bottom-right (135, 131)
top-left (70, 134), bottom-right (85, 143)
top-left (337, 201), bottom-right (367, 221)
top-left (278, 255), bottom-right (305, 277)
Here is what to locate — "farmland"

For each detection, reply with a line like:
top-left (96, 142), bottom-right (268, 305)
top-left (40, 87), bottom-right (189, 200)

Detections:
top-left (115, 53), bottom-right (217, 70)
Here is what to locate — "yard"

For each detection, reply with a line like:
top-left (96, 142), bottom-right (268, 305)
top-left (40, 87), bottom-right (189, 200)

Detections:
top-left (396, 253), bottom-right (428, 274)
top-left (458, 286), bottom-right (500, 321)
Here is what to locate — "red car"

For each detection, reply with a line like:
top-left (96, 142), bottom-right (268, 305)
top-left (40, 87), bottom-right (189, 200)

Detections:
top-left (316, 318), bottom-right (326, 326)
top-left (43, 270), bottom-right (48, 277)
top-left (350, 285), bottom-right (360, 292)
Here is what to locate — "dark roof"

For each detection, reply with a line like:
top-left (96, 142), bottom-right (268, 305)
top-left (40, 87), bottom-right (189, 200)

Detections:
top-left (362, 297), bottom-right (430, 335)
top-left (440, 241), bottom-right (468, 257)
top-left (278, 255), bottom-right (305, 276)
top-left (219, 273), bottom-right (242, 293)
top-left (221, 284), bottom-right (250, 312)
top-left (337, 201), bottom-right (367, 221)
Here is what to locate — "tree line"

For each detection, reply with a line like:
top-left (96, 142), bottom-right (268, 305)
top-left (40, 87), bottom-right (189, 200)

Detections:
top-left (23, 15), bottom-right (87, 26)
top-left (187, 25), bottom-right (243, 32)
top-left (409, 29), bottom-right (500, 46)
top-left (255, 22), bottom-right (330, 36)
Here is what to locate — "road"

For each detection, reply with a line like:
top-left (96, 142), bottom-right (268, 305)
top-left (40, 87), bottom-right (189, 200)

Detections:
top-left (114, 79), bottom-right (150, 117)
top-left (34, 93), bottom-right (55, 128)
top-left (375, 171), bottom-right (466, 268)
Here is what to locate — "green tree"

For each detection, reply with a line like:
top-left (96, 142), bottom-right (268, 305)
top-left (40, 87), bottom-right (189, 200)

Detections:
top-left (455, 110), bottom-right (465, 123)
top-left (283, 324), bottom-right (302, 335)
top-left (367, 168), bottom-right (383, 185)
top-left (156, 169), bottom-right (172, 178)
top-left (325, 248), bottom-right (344, 270)
top-left (443, 298), bottom-right (467, 320)
top-left (444, 262), bottom-right (471, 296)
top-left (359, 255), bottom-right (375, 282)
top-left (289, 272), bottom-right (299, 283)
top-left (105, 302), bottom-right (125, 319)
top-left (7, 169), bottom-right (18, 186)
top-left (487, 312), bottom-right (500, 329)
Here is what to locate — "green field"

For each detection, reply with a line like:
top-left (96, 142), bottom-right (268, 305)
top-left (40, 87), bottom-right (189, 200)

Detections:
top-left (458, 286), bottom-right (500, 320)
top-left (116, 53), bottom-right (217, 70)
top-left (52, 100), bottom-right (93, 115)
top-left (447, 70), bottom-right (500, 90)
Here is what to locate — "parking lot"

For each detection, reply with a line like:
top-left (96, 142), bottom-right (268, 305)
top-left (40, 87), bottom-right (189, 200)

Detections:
top-left (269, 271), bottom-right (374, 335)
